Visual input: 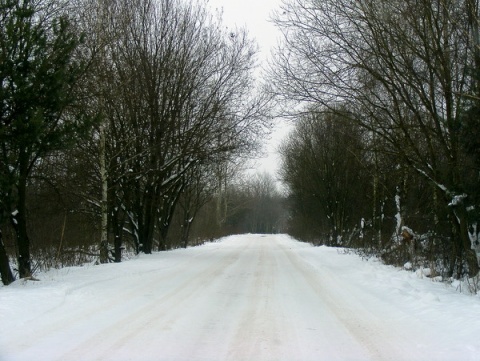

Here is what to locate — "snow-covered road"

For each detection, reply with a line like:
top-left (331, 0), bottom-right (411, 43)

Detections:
top-left (1, 234), bottom-right (479, 360)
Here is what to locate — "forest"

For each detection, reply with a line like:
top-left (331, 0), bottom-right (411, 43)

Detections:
top-left (271, 0), bottom-right (480, 280)
top-left (1, 0), bottom-right (480, 286)
top-left (0, 0), bottom-right (283, 285)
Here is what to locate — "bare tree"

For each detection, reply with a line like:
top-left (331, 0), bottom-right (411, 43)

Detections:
top-left (269, 0), bottom-right (480, 276)
top-left (242, 172), bottom-right (284, 234)
top-left (75, 0), bottom-right (269, 256)
top-left (279, 109), bottom-right (368, 244)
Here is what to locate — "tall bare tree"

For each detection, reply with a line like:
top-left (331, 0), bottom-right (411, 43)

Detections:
top-left (75, 0), bottom-right (269, 257)
top-left (269, 0), bottom-right (480, 276)
top-left (279, 109), bottom-right (368, 244)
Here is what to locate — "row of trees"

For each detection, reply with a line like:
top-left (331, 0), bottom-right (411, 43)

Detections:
top-left (0, 0), bottom-right (271, 285)
top-left (168, 171), bottom-right (286, 245)
top-left (0, 0), bottom-right (93, 284)
top-left (271, 0), bottom-right (480, 278)
top-left (222, 172), bottom-right (286, 234)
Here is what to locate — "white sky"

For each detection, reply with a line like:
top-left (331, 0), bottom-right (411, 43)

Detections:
top-left (206, 0), bottom-right (293, 180)
top-left (207, 0), bottom-right (281, 62)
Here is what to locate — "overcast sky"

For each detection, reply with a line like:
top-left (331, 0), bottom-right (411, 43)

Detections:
top-left (207, 0), bottom-right (281, 61)
top-left (206, 0), bottom-right (292, 179)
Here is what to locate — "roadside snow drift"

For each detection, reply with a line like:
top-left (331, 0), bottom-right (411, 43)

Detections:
top-left (1, 234), bottom-right (479, 361)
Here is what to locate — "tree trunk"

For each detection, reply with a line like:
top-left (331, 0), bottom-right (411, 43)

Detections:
top-left (158, 183), bottom-right (185, 251)
top-left (453, 205), bottom-right (479, 277)
top-left (141, 196), bottom-right (156, 254)
top-left (13, 197), bottom-right (31, 278)
top-left (112, 209), bottom-right (125, 263)
top-left (467, 0), bottom-right (480, 94)
top-left (113, 235), bottom-right (122, 263)
top-left (0, 230), bottom-right (15, 285)
top-left (181, 210), bottom-right (192, 249)
top-left (99, 122), bottom-right (109, 264)
top-left (14, 152), bottom-right (31, 279)
top-left (158, 204), bottom-right (176, 251)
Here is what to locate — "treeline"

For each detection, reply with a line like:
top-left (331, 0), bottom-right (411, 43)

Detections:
top-left (270, 0), bottom-right (480, 279)
top-left (0, 0), bottom-right (273, 285)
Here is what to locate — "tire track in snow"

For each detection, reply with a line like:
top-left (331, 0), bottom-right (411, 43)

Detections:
top-left (6, 247), bottom-right (219, 354)
top-left (225, 239), bottom-right (282, 360)
top-left (4, 243), bottom-right (240, 360)
top-left (281, 243), bottom-right (429, 361)
top-left (4, 235), bottom-right (450, 361)
top-left (56, 240), bottom-right (253, 361)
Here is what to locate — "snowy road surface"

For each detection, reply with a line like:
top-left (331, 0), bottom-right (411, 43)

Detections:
top-left (1, 234), bottom-right (480, 361)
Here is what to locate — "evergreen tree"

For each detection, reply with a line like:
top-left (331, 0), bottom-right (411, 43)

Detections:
top-left (0, 0), bottom-right (92, 282)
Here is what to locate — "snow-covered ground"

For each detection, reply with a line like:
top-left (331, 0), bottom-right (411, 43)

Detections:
top-left (1, 234), bottom-right (479, 361)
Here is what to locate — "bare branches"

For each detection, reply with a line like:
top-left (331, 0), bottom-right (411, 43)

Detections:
top-left (76, 0), bottom-right (268, 254)
top-left (270, 0), bottom-right (480, 276)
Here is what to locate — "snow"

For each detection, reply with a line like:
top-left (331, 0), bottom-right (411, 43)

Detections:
top-left (448, 193), bottom-right (468, 207)
top-left (1, 234), bottom-right (480, 361)
top-left (10, 210), bottom-right (18, 225)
